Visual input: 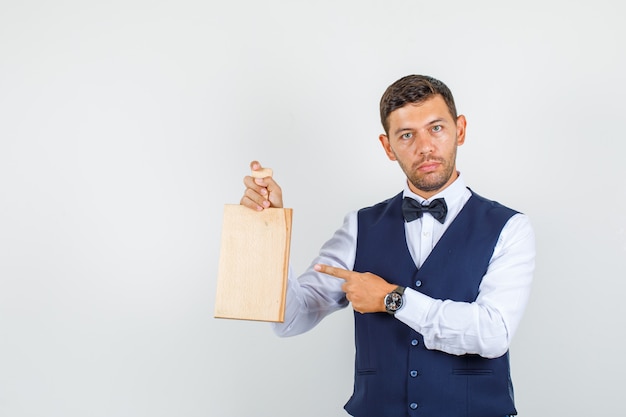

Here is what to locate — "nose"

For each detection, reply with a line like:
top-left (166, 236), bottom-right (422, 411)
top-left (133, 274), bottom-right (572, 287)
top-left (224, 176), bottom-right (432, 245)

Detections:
top-left (413, 131), bottom-right (434, 155)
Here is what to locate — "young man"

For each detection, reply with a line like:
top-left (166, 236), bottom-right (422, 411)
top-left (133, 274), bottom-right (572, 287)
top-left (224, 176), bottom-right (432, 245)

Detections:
top-left (240, 75), bottom-right (535, 417)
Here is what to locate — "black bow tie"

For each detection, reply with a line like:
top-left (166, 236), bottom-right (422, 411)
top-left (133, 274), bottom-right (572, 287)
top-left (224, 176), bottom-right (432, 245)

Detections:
top-left (402, 197), bottom-right (448, 224)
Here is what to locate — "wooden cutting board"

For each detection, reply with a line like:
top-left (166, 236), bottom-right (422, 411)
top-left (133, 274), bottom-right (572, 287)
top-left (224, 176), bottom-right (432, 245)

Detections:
top-left (214, 169), bottom-right (292, 322)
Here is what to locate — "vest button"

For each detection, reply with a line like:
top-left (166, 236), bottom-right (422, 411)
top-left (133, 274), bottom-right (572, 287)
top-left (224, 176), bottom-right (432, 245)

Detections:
top-left (411, 339), bottom-right (418, 346)
top-left (415, 280), bottom-right (422, 287)
top-left (410, 402), bottom-right (418, 410)
top-left (410, 370), bottom-right (418, 377)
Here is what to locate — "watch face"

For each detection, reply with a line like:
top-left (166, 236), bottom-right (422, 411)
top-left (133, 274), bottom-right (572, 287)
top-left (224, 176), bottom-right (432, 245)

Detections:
top-left (385, 291), bottom-right (403, 311)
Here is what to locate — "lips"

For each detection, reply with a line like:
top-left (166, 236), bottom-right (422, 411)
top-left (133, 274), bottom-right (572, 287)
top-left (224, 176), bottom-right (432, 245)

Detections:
top-left (417, 160), bottom-right (442, 172)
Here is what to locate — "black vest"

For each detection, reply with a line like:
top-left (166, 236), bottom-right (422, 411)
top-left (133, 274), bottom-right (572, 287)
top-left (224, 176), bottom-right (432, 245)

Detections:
top-left (345, 190), bottom-right (518, 417)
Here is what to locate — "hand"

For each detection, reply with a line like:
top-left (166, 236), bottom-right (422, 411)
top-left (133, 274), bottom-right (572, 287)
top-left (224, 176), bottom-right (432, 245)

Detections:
top-left (314, 264), bottom-right (397, 314)
top-left (240, 160), bottom-right (284, 211)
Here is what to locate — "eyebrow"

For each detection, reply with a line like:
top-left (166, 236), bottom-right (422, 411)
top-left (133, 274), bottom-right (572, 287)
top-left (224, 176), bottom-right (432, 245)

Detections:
top-left (426, 118), bottom-right (447, 126)
top-left (393, 127), bottom-right (413, 136)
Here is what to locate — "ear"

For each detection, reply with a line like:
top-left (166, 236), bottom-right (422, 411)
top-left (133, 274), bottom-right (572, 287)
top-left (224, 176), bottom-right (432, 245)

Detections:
top-left (379, 134), bottom-right (397, 161)
top-left (456, 115), bottom-right (467, 146)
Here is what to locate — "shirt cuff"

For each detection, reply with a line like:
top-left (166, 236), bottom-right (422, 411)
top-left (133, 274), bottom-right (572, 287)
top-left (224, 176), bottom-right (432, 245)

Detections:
top-left (394, 287), bottom-right (434, 328)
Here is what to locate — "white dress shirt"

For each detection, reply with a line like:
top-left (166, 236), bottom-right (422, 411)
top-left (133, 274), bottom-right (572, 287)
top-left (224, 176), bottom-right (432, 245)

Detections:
top-left (273, 174), bottom-right (535, 359)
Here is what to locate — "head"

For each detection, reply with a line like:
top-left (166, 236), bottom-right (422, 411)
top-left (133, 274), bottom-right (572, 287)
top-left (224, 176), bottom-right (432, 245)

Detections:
top-left (378, 75), bottom-right (466, 199)
top-left (380, 75), bottom-right (458, 135)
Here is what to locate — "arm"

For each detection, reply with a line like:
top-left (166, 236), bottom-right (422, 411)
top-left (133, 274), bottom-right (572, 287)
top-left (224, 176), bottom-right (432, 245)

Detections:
top-left (317, 214), bottom-right (535, 358)
top-left (239, 161), bottom-right (354, 337)
top-left (395, 214), bottom-right (535, 358)
top-left (272, 212), bottom-right (356, 337)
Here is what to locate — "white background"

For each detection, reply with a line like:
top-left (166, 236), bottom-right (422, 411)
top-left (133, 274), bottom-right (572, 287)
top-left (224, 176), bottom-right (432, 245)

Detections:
top-left (1, 1), bottom-right (625, 416)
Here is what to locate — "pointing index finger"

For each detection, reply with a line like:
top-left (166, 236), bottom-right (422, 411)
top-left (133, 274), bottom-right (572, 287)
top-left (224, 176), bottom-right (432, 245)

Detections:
top-left (314, 264), bottom-right (353, 281)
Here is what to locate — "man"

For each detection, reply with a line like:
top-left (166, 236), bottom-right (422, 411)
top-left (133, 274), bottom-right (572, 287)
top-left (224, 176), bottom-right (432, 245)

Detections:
top-left (240, 75), bottom-right (535, 417)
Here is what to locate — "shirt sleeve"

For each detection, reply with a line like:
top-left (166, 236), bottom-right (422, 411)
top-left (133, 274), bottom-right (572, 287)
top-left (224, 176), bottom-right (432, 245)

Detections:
top-left (272, 211), bottom-right (357, 337)
top-left (394, 213), bottom-right (536, 358)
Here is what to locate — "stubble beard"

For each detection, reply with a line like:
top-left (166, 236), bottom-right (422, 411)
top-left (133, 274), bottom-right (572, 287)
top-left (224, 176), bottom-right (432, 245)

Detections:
top-left (398, 148), bottom-right (457, 194)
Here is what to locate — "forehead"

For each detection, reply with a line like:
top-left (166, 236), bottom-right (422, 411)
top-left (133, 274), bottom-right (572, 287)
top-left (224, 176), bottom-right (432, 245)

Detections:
top-left (387, 95), bottom-right (453, 129)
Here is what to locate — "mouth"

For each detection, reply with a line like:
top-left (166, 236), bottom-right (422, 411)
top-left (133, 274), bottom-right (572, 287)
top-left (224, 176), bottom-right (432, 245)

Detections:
top-left (416, 159), bottom-right (442, 173)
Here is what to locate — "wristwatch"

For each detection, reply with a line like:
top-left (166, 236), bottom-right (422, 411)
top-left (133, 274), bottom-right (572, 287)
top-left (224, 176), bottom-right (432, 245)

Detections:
top-left (384, 286), bottom-right (405, 315)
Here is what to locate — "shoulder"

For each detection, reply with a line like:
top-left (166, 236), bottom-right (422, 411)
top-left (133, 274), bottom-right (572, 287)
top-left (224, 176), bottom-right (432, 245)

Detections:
top-left (467, 189), bottom-right (520, 220)
top-left (357, 192), bottom-right (404, 223)
top-left (467, 190), bottom-right (535, 246)
top-left (358, 191), bottom-right (403, 213)
top-left (469, 189), bottom-right (517, 211)
top-left (501, 212), bottom-right (535, 242)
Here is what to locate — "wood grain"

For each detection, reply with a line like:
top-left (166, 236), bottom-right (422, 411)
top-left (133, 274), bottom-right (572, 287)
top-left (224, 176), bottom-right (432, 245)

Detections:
top-left (214, 204), bottom-right (292, 322)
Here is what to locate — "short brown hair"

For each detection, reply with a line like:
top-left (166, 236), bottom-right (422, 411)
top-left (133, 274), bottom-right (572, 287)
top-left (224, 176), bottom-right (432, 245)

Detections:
top-left (379, 75), bottom-right (457, 134)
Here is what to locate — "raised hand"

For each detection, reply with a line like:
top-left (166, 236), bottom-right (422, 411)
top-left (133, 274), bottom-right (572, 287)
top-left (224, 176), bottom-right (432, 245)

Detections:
top-left (240, 160), bottom-right (284, 210)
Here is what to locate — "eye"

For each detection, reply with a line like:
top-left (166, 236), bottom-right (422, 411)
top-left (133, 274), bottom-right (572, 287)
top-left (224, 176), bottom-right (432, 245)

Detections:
top-left (401, 132), bottom-right (413, 140)
top-left (432, 125), bottom-right (442, 133)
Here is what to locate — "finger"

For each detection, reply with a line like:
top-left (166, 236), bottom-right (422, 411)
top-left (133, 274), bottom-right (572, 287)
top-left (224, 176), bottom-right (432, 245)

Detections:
top-left (241, 187), bottom-right (271, 210)
top-left (243, 175), bottom-right (271, 201)
top-left (314, 264), bottom-right (354, 281)
top-left (240, 194), bottom-right (268, 211)
top-left (251, 176), bottom-right (273, 191)
top-left (245, 161), bottom-right (284, 209)
top-left (263, 177), bottom-right (283, 205)
top-left (249, 176), bottom-right (283, 208)
top-left (250, 161), bottom-right (274, 180)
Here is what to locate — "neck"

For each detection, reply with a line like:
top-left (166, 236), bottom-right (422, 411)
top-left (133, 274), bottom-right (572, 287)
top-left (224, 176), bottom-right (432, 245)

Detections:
top-left (407, 170), bottom-right (459, 199)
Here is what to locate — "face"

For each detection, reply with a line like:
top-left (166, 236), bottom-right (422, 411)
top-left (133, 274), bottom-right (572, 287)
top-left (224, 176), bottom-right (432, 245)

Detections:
top-left (379, 95), bottom-right (466, 199)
